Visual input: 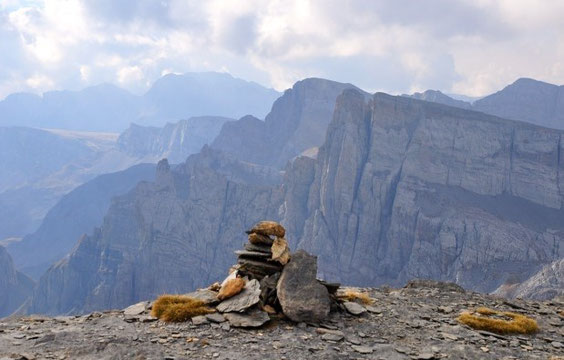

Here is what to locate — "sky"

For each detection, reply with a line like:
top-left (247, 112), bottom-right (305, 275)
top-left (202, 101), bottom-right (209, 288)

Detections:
top-left (0, 0), bottom-right (563, 99)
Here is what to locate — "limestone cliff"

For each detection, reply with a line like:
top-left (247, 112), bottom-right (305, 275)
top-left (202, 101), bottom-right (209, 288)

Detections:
top-left (292, 90), bottom-right (564, 292)
top-left (212, 78), bottom-right (365, 168)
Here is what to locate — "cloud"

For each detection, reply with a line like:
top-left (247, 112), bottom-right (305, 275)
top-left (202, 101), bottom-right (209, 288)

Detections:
top-left (0, 0), bottom-right (563, 99)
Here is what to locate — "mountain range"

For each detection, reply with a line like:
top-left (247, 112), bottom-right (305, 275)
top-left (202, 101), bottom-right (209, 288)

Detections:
top-left (1, 74), bottom-right (563, 316)
top-left (406, 78), bottom-right (564, 130)
top-left (23, 81), bottom-right (564, 315)
top-left (0, 72), bottom-right (280, 132)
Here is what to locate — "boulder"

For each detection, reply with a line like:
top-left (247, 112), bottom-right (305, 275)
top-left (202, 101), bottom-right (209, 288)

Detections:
top-left (277, 250), bottom-right (330, 322)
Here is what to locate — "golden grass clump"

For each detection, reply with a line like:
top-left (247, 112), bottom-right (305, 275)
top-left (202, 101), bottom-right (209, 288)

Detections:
top-left (217, 278), bottom-right (246, 300)
top-left (457, 307), bottom-right (539, 335)
top-left (151, 295), bottom-right (215, 322)
top-left (339, 290), bottom-right (374, 305)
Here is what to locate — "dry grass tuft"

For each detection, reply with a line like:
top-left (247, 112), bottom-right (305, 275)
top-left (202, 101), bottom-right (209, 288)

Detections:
top-left (458, 307), bottom-right (539, 335)
top-left (151, 295), bottom-right (215, 322)
top-left (339, 290), bottom-right (374, 305)
top-left (217, 278), bottom-right (246, 300)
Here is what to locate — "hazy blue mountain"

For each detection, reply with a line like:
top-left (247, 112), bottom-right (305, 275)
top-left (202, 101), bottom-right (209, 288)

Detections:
top-left (0, 72), bottom-right (280, 132)
top-left (118, 116), bottom-right (234, 163)
top-left (0, 246), bottom-right (34, 317)
top-left (139, 73), bottom-right (280, 126)
top-left (0, 84), bottom-right (141, 131)
top-left (0, 127), bottom-right (95, 192)
top-left (7, 164), bottom-right (156, 280)
top-left (0, 114), bottom-right (236, 242)
top-left (473, 78), bottom-right (564, 129)
top-left (407, 78), bottom-right (564, 130)
top-left (405, 90), bottom-right (472, 109)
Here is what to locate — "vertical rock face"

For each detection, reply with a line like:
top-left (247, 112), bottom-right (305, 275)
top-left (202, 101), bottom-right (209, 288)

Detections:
top-left (27, 148), bottom-right (283, 315)
top-left (117, 116), bottom-right (233, 163)
top-left (293, 90), bottom-right (564, 293)
top-left (212, 78), bottom-right (365, 168)
top-left (0, 246), bottom-right (34, 317)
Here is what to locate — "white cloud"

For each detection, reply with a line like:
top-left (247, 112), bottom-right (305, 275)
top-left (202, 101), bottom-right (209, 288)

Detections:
top-left (0, 0), bottom-right (563, 99)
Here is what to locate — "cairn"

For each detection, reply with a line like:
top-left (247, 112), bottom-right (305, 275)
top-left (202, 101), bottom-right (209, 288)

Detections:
top-left (152, 221), bottom-right (350, 327)
top-left (236, 221), bottom-right (290, 280)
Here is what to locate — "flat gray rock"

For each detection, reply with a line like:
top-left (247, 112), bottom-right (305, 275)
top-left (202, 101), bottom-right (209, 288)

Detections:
top-left (184, 289), bottom-right (220, 305)
top-left (235, 250), bottom-right (271, 258)
top-left (206, 313), bottom-right (226, 323)
top-left (343, 301), bottom-right (367, 315)
top-left (321, 333), bottom-right (343, 341)
top-left (223, 308), bottom-right (270, 328)
top-left (217, 279), bottom-right (261, 313)
top-left (351, 345), bottom-right (373, 354)
top-left (191, 315), bottom-right (209, 326)
top-left (123, 302), bottom-right (147, 316)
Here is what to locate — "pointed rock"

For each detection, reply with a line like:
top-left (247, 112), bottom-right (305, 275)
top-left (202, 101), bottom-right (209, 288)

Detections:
top-left (277, 250), bottom-right (331, 323)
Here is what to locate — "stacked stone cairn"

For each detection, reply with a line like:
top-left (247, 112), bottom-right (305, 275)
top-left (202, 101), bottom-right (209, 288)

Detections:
top-left (179, 221), bottom-right (348, 328)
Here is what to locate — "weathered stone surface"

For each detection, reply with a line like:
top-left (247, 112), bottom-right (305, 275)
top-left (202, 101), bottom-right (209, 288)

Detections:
top-left (205, 313), bottom-right (226, 323)
top-left (223, 307), bottom-right (269, 328)
top-left (343, 301), bottom-right (367, 315)
top-left (191, 315), bottom-right (208, 325)
top-left (246, 221), bottom-right (286, 238)
top-left (270, 237), bottom-right (290, 265)
top-left (184, 289), bottom-right (220, 305)
top-left (123, 302), bottom-right (147, 316)
top-left (217, 279), bottom-right (261, 313)
top-left (277, 250), bottom-right (330, 323)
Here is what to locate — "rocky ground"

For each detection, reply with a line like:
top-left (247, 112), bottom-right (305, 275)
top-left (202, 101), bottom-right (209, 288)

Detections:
top-left (1, 280), bottom-right (562, 360)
